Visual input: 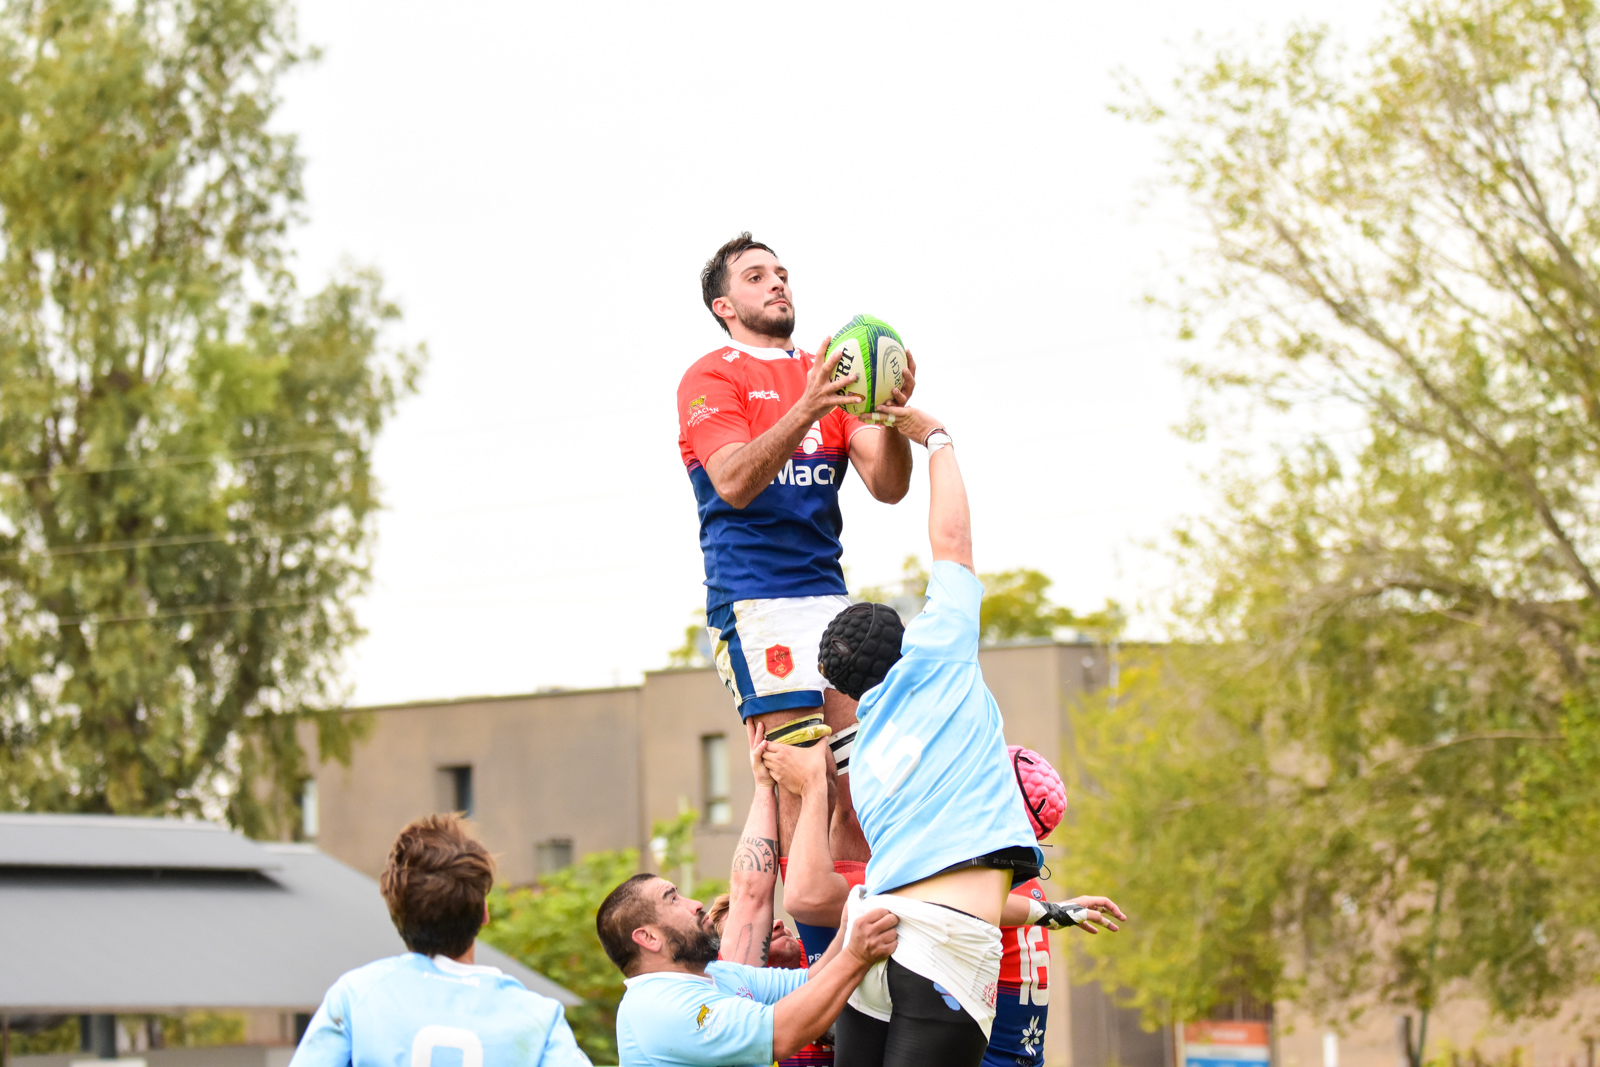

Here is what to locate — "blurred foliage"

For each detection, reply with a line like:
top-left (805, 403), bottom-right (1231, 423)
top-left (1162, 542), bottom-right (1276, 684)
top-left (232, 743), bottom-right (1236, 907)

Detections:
top-left (1070, 0), bottom-right (1600, 1046)
top-left (156, 1012), bottom-right (245, 1048)
top-left (482, 812), bottom-right (724, 1064)
top-left (0, 0), bottom-right (420, 833)
top-left (484, 848), bottom-right (640, 1065)
top-left (668, 609), bottom-right (709, 668)
top-left (5, 1016), bottom-right (78, 1055)
top-left (858, 555), bottom-right (1120, 644)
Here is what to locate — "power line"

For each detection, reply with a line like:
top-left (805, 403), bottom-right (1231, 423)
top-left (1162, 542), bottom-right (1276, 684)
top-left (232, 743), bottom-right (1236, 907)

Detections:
top-left (45, 594), bottom-right (322, 628)
top-left (0, 438), bottom-right (351, 480)
top-left (0, 523), bottom-right (331, 563)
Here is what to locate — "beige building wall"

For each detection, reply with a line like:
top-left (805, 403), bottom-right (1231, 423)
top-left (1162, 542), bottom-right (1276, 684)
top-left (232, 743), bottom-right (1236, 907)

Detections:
top-left (307, 685), bottom-right (643, 882)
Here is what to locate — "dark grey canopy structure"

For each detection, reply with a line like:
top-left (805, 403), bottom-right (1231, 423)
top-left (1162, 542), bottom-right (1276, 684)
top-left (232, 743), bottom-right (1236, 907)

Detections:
top-left (0, 814), bottom-right (577, 1013)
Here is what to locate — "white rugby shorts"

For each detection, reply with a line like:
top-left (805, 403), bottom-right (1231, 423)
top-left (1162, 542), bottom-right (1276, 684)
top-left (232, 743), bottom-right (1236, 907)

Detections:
top-left (706, 594), bottom-right (851, 720)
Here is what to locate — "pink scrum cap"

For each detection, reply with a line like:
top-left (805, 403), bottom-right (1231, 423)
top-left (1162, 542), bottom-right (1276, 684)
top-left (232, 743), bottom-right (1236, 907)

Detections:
top-left (1009, 745), bottom-right (1067, 841)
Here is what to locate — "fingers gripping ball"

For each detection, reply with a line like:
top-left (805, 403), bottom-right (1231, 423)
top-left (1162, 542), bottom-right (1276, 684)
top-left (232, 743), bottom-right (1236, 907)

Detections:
top-left (817, 602), bottom-right (906, 701)
top-left (826, 314), bottom-right (907, 420)
top-left (1009, 745), bottom-right (1067, 841)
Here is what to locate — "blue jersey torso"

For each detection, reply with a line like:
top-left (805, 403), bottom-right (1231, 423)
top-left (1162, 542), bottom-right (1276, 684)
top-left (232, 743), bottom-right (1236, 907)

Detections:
top-left (289, 953), bottom-right (588, 1067)
top-left (850, 561), bottom-right (1042, 896)
top-left (677, 343), bottom-right (863, 609)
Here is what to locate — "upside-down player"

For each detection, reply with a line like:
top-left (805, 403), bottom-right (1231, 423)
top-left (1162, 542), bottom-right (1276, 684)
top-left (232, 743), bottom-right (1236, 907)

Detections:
top-left (678, 232), bottom-right (916, 869)
top-left (291, 814), bottom-right (590, 1067)
top-left (797, 394), bottom-right (1101, 1067)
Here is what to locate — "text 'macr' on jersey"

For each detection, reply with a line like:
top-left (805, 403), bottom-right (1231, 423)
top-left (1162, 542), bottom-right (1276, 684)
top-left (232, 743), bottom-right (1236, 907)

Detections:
top-left (677, 341), bottom-right (875, 610)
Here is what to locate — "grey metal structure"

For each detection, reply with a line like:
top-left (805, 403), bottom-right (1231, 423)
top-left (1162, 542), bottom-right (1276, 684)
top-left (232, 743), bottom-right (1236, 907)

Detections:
top-left (0, 814), bottom-right (577, 1013)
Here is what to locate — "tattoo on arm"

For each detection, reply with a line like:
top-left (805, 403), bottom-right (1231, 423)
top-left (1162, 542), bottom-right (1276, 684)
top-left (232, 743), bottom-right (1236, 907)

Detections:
top-left (730, 835), bottom-right (778, 874)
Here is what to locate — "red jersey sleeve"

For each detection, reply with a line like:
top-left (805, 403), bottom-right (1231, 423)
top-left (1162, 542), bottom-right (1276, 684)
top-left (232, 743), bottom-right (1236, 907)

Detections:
top-left (678, 354), bottom-right (753, 465)
top-left (828, 406), bottom-right (874, 445)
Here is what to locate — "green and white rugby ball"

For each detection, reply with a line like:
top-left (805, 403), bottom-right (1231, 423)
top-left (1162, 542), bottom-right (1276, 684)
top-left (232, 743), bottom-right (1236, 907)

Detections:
top-left (825, 314), bottom-right (907, 420)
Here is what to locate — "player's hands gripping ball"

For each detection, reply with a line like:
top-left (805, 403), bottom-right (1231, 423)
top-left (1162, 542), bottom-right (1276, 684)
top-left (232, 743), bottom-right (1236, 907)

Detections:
top-left (824, 315), bottom-right (908, 422)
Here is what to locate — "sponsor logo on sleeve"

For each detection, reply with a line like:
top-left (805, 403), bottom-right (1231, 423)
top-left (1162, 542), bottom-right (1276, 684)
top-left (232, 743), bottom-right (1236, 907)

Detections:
top-left (690, 395), bottom-right (706, 407)
top-left (748, 389), bottom-right (780, 400)
top-left (722, 351), bottom-right (741, 362)
top-left (687, 404), bottom-right (720, 428)
top-left (766, 644), bottom-right (794, 679)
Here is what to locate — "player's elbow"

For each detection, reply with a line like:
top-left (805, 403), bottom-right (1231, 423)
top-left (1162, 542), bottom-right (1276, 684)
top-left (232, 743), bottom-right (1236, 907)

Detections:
top-left (728, 869), bottom-right (775, 898)
top-left (711, 477), bottom-right (755, 509)
top-left (784, 885), bottom-right (840, 926)
top-left (869, 475), bottom-right (909, 505)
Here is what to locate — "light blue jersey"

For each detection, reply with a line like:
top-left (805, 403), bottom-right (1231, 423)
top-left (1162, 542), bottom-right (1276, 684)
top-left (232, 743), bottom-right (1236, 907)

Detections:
top-left (290, 954), bottom-right (589, 1067)
top-left (851, 561), bottom-right (1042, 896)
top-left (616, 960), bottom-right (808, 1067)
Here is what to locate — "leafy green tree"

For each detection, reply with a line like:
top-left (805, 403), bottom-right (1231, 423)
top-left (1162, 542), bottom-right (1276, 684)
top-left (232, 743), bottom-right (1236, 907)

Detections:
top-left (1069, 0), bottom-right (1600, 1053)
top-left (483, 813), bottom-right (725, 1063)
top-left (0, 0), bottom-right (419, 834)
top-left (484, 848), bottom-right (641, 1064)
top-left (667, 609), bottom-right (709, 668)
top-left (858, 555), bottom-right (1117, 644)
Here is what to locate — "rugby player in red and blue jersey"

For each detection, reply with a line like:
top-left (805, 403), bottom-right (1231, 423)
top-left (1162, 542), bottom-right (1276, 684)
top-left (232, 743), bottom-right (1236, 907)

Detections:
top-left (678, 232), bottom-right (914, 863)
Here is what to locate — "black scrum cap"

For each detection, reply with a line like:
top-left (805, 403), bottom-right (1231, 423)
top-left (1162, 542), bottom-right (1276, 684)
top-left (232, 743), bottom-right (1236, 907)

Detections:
top-left (818, 602), bottom-right (905, 701)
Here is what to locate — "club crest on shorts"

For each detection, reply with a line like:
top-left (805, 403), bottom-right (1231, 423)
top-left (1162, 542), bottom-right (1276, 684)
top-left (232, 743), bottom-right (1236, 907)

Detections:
top-left (766, 644), bottom-right (794, 678)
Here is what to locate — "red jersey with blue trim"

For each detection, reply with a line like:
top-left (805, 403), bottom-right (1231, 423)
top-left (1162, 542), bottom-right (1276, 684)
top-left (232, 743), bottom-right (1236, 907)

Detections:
top-left (986, 879), bottom-right (1052, 1067)
top-left (678, 340), bottom-right (870, 609)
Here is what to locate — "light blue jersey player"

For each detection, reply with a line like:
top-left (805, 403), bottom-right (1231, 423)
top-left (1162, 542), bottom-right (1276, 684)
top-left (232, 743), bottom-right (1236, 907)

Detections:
top-left (803, 402), bottom-right (1045, 1067)
top-left (290, 814), bottom-right (589, 1067)
top-left (595, 872), bottom-right (899, 1067)
top-left (847, 559), bottom-right (1042, 898)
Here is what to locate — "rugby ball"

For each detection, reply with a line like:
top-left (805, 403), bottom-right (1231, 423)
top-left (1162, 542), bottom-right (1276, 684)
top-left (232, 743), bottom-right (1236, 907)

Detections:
top-left (825, 314), bottom-right (906, 420)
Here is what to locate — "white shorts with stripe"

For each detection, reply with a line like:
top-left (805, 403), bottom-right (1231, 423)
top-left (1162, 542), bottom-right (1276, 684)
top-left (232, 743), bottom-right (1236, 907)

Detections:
top-left (706, 594), bottom-right (850, 720)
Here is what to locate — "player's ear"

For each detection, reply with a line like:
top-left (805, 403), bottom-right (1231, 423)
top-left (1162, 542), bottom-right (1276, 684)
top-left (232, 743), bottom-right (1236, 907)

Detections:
top-left (632, 925), bottom-right (663, 954)
top-left (711, 295), bottom-right (737, 324)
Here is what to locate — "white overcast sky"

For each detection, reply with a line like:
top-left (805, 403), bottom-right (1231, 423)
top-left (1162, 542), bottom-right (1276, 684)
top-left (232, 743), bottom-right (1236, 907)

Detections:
top-left (276, 0), bottom-right (1389, 707)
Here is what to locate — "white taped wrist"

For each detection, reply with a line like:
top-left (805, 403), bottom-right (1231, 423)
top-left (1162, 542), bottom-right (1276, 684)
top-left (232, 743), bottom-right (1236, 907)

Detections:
top-left (829, 723), bottom-right (858, 776)
top-left (1026, 898), bottom-right (1048, 925)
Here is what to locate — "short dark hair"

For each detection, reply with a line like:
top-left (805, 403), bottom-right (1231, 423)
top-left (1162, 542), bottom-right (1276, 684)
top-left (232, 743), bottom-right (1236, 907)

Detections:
top-left (596, 872), bottom-right (661, 975)
top-left (818, 602), bottom-right (905, 701)
top-left (379, 813), bottom-right (496, 959)
top-left (701, 232), bottom-right (775, 334)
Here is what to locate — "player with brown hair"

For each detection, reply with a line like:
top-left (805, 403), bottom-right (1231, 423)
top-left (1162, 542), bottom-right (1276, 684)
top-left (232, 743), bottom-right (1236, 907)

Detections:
top-left (291, 813), bottom-right (589, 1067)
top-left (678, 232), bottom-right (917, 872)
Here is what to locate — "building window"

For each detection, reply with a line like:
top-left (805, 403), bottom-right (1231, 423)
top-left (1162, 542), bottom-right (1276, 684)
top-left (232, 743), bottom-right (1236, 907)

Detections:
top-left (702, 734), bottom-right (731, 826)
top-left (536, 838), bottom-right (574, 877)
top-left (439, 765), bottom-right (474, 817)
top-left (300, 779), bottom-right (319, 840)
